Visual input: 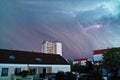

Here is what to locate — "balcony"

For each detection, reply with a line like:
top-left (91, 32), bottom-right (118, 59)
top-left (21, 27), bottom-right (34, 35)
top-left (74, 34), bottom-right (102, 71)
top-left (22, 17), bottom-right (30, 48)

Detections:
top-left (12, 75), bottom-right (33, 80)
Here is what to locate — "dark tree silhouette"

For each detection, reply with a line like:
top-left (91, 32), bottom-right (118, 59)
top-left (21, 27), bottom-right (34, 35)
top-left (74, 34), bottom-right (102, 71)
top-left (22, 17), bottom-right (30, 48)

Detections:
top-left (103, 48), bottom-right (120, 77)
top-left (55, 71), bottom-right (65, 80)
top-left (86, 60), bottom-right (94, 72)
top-left (65, 72), bottom-right (76, 80)
top-left (87, 70), bottom-right (103, 80)
top-left (20, 70), bottom-right (28, 77)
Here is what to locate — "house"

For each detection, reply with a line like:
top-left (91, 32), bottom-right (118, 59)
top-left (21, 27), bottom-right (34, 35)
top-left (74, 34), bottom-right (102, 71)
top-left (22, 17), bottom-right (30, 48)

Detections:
top-left (93, 49), bottom-right (107, 61)
top-left (0, 49), bottom-right (70, 80)
top-left (93, 49), bottom-right (108, 65)
top-left (73, 58), bottom-right (88, 65)
top-left (93, 47), bottom-right (120, 62)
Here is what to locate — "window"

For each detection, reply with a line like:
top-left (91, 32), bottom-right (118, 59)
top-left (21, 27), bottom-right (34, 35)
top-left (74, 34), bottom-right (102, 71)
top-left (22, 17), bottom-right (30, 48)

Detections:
top-left (1, 68), bottom-right (9, 77)
top-left (43, 68), bottom-right (46, 74)
top-left (9, 55), bottom-right (15, 60)
top-left (14, 68), bottom-right (21, 75)
top-left (56, 58), bottom-right (60, 62)
top-left (35, 57), bottom-right (41, 62)
top-left (29, 68), bottom-right (37, 75)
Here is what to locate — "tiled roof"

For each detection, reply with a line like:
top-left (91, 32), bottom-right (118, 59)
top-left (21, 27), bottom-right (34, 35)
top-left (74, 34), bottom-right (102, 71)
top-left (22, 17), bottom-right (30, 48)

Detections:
top-left (93, 49), bottom-right (107, 55)
top-left (0, 49), bottom-right (68, 65)
top-left (74, 58), bottom-right (88, 61)
top-left (93, 47), bottom-right (120, 55)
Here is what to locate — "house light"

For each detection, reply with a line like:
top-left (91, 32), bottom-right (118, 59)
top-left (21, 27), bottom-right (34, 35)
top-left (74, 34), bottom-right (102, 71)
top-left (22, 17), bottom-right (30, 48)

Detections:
top-left (96, 62), bottom-right (99, 66)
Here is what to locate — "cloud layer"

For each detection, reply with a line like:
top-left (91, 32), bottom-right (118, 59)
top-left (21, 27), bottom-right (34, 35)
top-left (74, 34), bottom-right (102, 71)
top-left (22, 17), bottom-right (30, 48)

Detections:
top-left (0, 0), bottom-right (120, 59)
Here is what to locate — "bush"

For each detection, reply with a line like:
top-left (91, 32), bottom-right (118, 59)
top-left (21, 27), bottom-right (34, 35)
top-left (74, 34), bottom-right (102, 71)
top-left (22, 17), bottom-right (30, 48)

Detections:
top-left (20, 70), bottom-right (28, 77)
top-left (87, 71), bottom-right (102, 80)
top-left (55, 71), bottom-right (65, 80)
top-left (65, 72), bottom-right (76, 80)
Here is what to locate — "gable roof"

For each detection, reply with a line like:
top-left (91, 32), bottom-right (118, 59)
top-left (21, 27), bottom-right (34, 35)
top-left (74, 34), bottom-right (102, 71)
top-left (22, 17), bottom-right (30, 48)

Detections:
top-left (74, 58), bottom-right (88, 61)
top-left (0, 49), bottom-right (68, 65)
top-left (93, 49), bottom-right (107, 55)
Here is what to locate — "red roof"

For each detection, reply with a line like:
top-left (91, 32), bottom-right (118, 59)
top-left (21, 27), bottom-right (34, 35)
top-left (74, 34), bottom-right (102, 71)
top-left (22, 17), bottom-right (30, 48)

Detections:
top-left (74, 58), bottom-right (88, 61)
top-left (93, 47), bottom-right (120, 55)
top-left (93, 49), bottom-right (108, 55)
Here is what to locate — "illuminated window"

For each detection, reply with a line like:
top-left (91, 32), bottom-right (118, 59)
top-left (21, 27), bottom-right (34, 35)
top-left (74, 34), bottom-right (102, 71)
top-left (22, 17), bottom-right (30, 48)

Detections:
top-left (96, 62), bottom-right (100, 66)
top-left (1, 68), bottom-right (9, 76)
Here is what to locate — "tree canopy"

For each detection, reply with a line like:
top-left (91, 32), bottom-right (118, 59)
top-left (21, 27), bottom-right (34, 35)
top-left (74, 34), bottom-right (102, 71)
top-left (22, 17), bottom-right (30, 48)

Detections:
top-left (102, 48), bottom-right (120, 77)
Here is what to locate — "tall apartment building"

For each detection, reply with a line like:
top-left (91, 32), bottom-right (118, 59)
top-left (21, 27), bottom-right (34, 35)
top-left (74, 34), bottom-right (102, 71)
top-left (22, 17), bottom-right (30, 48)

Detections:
top-left (42, 41), bottom-right (62, 56)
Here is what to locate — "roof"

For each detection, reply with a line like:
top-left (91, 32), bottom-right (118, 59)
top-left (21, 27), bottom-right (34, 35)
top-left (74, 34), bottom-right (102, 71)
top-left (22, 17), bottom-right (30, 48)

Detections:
top-left (74, 58), bottom-right (88, 61)
top-left (0, 49), bottom-right (69, 65)
top-left (93, 49), bottom-right (107, 55)
top-left (93, 47), bottom-right (120, 55)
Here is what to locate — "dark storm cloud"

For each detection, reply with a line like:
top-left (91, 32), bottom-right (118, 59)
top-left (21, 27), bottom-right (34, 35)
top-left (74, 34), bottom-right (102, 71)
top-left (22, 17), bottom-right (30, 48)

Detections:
top-left (0, 0), bottom-right (120, 59)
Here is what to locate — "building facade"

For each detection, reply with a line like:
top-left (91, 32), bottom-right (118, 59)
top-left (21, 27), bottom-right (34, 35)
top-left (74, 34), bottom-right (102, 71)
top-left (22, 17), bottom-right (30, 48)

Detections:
top-left (93, 49), bottom-right (107, 62)
top-left (42, 41), bottom-right (62, 56)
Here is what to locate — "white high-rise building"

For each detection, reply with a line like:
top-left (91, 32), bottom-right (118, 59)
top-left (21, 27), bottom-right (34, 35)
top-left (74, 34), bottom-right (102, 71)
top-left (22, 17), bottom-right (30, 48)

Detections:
top-left (42, 41), bottom-right (62, 56)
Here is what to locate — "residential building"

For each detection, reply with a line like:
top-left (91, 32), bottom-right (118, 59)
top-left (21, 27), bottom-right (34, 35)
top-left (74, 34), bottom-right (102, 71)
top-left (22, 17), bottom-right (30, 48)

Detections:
top-left (0, 49), bottom-right (70, 80)
top-left (93, 49), bottom-right (107, 62)
top-left (42, 41), bottom-right (62, 56)
top-left (73, 58), bottom-right (88, 65)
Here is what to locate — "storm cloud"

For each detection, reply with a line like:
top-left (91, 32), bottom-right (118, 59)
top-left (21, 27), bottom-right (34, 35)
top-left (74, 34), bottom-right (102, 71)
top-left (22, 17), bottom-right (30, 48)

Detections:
top-left (0, 0), bottom-right (120, 59)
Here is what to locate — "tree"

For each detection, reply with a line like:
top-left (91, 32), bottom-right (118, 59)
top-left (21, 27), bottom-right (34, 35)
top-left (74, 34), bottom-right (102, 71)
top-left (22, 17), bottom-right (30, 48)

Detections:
top-left (86, 60), bottom-right (94, 73)
top-left (87, 70), bottom-right (102, 80)
top-left (67, 59), bottom-right (74, 71)
top-left (102, 48), bottom-right (120, 77)
top-left (72, 63), bottom-right (87, 73)
top-left (65, 72), bottom-right (76, 80)
top-left (55, 71), bottom-right (65, 80)
top-left (20, 70), bottom-right (28, 77)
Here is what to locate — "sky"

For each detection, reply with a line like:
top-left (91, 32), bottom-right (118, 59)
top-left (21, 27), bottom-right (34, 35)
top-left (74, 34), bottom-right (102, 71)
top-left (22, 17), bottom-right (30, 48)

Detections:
top-left (0, 0), bottom-right (120, 60)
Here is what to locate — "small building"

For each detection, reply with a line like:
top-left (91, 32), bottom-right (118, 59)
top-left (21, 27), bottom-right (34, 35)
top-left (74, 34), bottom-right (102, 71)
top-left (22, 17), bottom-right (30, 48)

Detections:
top-left (73, 58), bottom-right (88, 65)
top-left (93, 49), bottom-right (108, 66)
top-left (0, 49), bottom-right (70, 80)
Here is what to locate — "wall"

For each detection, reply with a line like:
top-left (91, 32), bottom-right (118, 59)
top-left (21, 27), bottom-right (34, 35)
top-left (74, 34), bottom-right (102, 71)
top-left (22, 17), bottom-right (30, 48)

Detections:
top-left (56, 42), bottom-right (62, 56)
top-left (29, 64), bottom-right (71, 73)
top-left (29, 67), bottom-right (52, 74)
top-left (0, 64), bottom-right (28, 80)
top-left (93, 54), bottom-right (103, 61)
top-left (52, 65), bottom-right (70, 73)
top-left (0, 64), bottom-right (71, 80)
